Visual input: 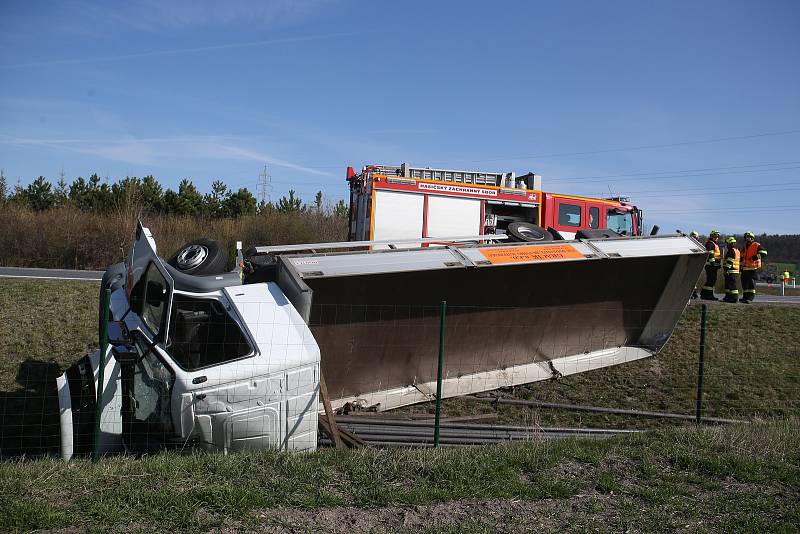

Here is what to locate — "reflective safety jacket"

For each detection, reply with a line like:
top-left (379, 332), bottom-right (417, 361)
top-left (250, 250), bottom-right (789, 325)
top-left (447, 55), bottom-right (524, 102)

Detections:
top-left (724, 247), bottom-right (740, 274)
top-left (741, 241), bottom-right (767, 270)
top-left (705, 239), bottom-right (721, 266)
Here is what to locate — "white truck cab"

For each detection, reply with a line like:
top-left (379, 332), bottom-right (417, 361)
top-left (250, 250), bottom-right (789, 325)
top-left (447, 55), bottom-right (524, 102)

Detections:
top-left (57, 222), bottom-right (320, 459)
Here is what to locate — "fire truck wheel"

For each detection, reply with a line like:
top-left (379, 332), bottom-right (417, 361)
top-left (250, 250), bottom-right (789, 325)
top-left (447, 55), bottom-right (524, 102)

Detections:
top-left (168, 238), bottom-right (228, 275)
top-left (506, 223), bottom-right (553, 243)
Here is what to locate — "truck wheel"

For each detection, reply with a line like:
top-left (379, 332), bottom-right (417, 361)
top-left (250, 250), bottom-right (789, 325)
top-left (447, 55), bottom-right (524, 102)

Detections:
top-left (168, 238), bottom-right (228, 275)
top-left (506, 223), bottom-right (553, 243)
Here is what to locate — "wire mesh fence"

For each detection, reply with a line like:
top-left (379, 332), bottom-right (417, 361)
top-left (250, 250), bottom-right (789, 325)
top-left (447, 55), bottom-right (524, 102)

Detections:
top-left (0, 277), bottom-right (798, 459)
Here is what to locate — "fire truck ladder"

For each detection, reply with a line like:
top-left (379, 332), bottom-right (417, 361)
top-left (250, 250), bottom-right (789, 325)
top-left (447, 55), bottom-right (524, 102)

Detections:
top-left (370, 163), bottom-right (513, 187)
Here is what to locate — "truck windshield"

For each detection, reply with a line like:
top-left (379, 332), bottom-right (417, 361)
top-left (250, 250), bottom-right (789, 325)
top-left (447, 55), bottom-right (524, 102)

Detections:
top-left (606, 210), bottom-right (633, 235)
top-left (139, 263), bottom-right (169, 337)
top-left (167, 294), bottom-right (252, 371)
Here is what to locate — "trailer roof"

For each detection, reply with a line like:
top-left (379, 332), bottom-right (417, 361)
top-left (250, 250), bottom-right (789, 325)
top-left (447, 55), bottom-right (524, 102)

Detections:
top-left (280, 235), bottom-right (705, 279)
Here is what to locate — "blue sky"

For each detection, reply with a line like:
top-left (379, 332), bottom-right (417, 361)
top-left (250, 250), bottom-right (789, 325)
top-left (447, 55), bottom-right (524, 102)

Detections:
top-left (1, 0), bottom-right (798, 234)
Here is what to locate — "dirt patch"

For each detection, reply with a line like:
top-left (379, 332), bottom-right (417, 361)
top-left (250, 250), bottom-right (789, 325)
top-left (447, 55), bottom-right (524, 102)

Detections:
top-left (251, 496), bottom-right (619, 533)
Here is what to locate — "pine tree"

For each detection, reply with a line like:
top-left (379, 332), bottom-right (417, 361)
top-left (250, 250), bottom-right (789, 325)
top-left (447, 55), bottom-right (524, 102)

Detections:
top-left (69, 176), bottom-right (91, 210)
top-left (277, 190), bottom-right (303, 213)
top-left (333, 199), bottom-right (348, 218)
top-left (25, 176), bottom-right (55, 211)
top-left (314, 191), bottom-right (323, 213)
top-left (53, 173), bottom-right (69, 207)
top-left (0, 169), bottom-right (7, 203)
top-left (140, 175), bottom-right (164, 212)
top-left (205, 180), bottom-right (230, 218)
top-left (224, 188), bottom-right (258, 217)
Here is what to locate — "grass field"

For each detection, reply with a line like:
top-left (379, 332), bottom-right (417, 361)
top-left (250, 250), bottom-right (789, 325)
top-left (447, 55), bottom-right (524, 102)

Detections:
top-left (1, 279), bottom-right (799, 531)
top-left (1, 420), bottom-right (798, 532)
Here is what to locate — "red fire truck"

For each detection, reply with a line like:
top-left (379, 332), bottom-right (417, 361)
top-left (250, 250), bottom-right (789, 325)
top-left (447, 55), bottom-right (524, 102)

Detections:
top-left (346, 163), bottom-right (642, 246)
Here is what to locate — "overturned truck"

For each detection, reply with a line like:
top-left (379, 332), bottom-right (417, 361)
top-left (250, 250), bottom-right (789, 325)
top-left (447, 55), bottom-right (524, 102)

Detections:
top-left (57, 222), bottom-right (706, 458)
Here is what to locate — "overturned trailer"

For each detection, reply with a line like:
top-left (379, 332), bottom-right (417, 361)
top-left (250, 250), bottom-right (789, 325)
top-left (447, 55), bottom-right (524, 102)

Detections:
top-left (57, 222), bottom-right (706, 458)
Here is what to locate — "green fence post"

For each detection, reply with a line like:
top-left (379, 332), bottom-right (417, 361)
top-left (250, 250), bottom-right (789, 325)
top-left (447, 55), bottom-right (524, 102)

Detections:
top-left (695, 303), bottom-right (707, 424)
top-left (93, 288), bottom-right (111, 462)
top-left (434, 300), bottom-right (447, 448)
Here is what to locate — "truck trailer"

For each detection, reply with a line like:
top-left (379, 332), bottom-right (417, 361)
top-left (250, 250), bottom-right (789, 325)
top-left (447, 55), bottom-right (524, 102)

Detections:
top-left (57, 219), bottom-right (705, 458)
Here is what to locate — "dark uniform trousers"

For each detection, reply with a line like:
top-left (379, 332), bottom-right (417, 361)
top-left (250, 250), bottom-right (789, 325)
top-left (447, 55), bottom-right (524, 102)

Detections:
top-left (741, 270), bottom-right (757, 301)
top-left (724, 272), bottom-right (739, 302)
top-left (701, 264), bottom-right (719, 299)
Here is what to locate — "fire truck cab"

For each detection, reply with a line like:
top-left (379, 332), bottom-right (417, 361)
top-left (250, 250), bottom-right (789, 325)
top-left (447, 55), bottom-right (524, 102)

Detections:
top-left (346, 163), bottom-right (641, 246)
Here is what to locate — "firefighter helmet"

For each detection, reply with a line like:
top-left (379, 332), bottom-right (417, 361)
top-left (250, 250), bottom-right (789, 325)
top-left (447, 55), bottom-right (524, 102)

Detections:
top-left (709, 229), bottom-right (720, 237)
top-left (690, 231), bottom-right (699, 238)
top-left (744, 231), bottom-right (755, 239)
top-left (726, 236), bottom-right (737, 244)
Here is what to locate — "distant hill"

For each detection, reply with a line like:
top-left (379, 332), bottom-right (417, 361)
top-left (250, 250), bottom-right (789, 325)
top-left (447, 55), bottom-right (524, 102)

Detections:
top-left (751, 234), bottom-right (800, 269)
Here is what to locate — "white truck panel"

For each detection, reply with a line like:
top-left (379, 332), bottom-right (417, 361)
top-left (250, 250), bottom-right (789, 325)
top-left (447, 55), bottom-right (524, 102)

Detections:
top-left (426, 195), bottom-right (482, 239)
top-left (372, 190), bottom-right (424, 249)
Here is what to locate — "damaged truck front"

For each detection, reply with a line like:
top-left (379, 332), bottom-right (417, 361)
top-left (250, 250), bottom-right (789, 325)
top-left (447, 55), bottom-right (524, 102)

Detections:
top-left (58, 222), bottom-right (707, 458)
top-left (58, 223), bottom-right (321, 459)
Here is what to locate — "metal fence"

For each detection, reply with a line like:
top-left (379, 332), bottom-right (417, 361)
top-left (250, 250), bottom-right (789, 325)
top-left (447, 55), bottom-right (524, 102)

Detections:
top-left (0, 280), bottom-right (798, 460)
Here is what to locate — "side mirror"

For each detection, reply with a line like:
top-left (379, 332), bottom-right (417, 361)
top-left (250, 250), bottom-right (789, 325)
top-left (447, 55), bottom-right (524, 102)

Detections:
top-left (107, 321), bottom-right (130, 344)
top-left (111, 345), bottom-right (140, 365)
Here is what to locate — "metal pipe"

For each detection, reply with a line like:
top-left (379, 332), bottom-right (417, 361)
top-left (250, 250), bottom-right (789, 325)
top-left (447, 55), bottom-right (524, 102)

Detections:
top-left (334, 415), bottom-right (642, 433)
top-left (434, 300), bottom-right (446, 447)
top-left (461, 396), bottom-right (743, 424)
top-left (254, 234), bottom-right (508, 254)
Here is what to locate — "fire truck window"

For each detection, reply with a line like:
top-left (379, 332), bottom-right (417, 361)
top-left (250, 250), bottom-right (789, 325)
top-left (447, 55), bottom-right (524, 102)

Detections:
top-left (167, 294), bottom-right (252, 371)
top-left (558, 203), bottom-right (582, 227)
top-left (589, 207), bottom-right (599, 229)
top-left (606, 209), bottom-right (633, 235)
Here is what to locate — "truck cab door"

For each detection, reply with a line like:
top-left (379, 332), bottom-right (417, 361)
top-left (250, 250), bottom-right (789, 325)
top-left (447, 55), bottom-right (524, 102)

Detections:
top-left (121, 221), bottom-right (178, 451)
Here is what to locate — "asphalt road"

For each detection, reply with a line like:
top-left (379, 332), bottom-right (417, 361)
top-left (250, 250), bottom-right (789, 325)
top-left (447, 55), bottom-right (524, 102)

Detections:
top-left (0, 266), bottom-right (104, 281)
top-left (2, 266), bottom-right (799, 305)
top-left (692, 294), bottom-right (800, 305)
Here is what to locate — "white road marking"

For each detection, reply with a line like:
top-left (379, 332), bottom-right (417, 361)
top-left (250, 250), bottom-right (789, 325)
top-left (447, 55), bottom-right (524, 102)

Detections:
top-left (0, 274), bottom-right (102, 281)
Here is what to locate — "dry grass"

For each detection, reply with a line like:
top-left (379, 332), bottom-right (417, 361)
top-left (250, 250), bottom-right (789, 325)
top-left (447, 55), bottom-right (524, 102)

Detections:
top-left (398, 303), bottom-right (800, 428)
top-left (0, 205), bottom-right (347, 270)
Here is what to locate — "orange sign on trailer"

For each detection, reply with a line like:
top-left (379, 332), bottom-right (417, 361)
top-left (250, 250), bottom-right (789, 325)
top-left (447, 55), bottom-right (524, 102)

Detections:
top-left (479, 244), bottom-right (585, 264)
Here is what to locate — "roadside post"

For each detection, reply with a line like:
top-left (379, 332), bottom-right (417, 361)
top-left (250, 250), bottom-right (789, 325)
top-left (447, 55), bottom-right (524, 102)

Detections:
top-left (695, 303), bottom-right (707, 424)
top-left (93, 288), bottom-right (111, 462)
top-left (434, 300), bottom-right (447, 447)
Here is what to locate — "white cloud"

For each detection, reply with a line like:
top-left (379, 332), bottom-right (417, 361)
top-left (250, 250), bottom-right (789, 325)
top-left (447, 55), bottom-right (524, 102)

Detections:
top-left (64, 0), bottom-right (335, 32)
top-left (0, 134), bottom-right (335, 176)
top-left (0, 31), bottom-right (365, 69)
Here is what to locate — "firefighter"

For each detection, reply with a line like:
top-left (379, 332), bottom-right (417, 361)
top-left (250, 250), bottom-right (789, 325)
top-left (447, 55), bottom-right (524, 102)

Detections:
top-left (700, 230), bottom-right (721, 300)
top-left (740, 231), bottom-right (767, 303)
top-left (784, 270), bottom-right (791, 285)
top-left (723, 236), bottom-right (741, 303)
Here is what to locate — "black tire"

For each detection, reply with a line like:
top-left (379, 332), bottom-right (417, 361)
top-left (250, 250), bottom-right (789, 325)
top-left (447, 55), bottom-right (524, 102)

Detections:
top-left (546, 227), bottom-right (565, 241)
top-left (575, 229), bottom-right (622, 240)
top-left (506, 223), bottom-right (553, 243)
top-left (167, 238), bottom-right (228, 276)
